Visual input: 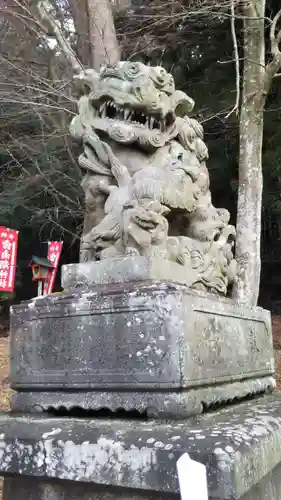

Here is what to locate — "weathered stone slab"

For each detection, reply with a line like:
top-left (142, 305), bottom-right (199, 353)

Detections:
top-left (3, 477), bottom-right (172, 500)
top-left (10, 282), bottom-right (275, 418)
top-left (61, 257), bottom-right (201, 289)
top-left (2, 395), bottom-right (281, 499)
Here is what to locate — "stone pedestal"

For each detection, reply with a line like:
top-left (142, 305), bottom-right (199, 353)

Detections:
top-left (10, 280), bottom-right (274, 418)
top-left (2, 396), bottom-right (281, 499)
top-left (5, 263), bottom-right (279, 498)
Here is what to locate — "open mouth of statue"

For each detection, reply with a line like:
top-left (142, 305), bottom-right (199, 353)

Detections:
top-left (95, 100), bottom-right (173, 133)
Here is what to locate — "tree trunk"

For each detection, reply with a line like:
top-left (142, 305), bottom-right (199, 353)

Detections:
top-left (69, 0), bottom-right (92, 66)
top-left (87, 0), bottom-right (120, 69)
top-left (72, 0), bottom-right (120, 256)
top-left (233, 0), bottom-right (266, 305)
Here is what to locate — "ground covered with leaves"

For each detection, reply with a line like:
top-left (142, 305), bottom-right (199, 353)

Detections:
top-left (0, 337), bottom-right (10, 499)
top-left (0, 339), bottom-right (10, 411)
top-left (272, 316), bottom-right (281, 390)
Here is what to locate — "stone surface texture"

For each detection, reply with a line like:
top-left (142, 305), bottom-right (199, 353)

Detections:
top-left (70, 61), bottom-right (237, 297)
top-left (3, 477), bottom-right (174, 500)
top-left (62, 256), bottom-right (212, 289)
top-left (10, 282), bottom-right (274, 417)
top-left (2, 396), bottom-right (281, 499)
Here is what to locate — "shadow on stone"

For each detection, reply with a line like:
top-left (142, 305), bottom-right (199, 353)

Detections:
top-left (44, 405), bottom-right (149, 420)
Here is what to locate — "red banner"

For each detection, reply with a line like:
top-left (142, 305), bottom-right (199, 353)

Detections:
top-left (43, 241), bottom-right (63, 295)
top-left (0, 227), bottom-right (19, 293)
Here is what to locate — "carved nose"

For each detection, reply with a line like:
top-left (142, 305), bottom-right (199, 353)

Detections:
top-left (132, 79), bottom-right (159, 104)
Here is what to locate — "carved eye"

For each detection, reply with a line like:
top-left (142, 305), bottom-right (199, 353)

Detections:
top-left (124, 63), bottom-right (142, 80)
top-left (177, 153), bottom-right (183, 161)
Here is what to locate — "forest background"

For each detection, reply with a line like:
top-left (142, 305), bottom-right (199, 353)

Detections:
top-left (0, 0), bottom-right (281, 312)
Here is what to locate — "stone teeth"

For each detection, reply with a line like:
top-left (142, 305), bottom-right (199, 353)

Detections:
top-left (99, 102), bottom-right (106, 117)
top-left (98, 101), bottom-right (164, 131)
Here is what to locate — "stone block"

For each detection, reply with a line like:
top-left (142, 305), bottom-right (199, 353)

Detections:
top-left (3, 477), bottom-right (171, 500)
top-left (61, 257), bottom-right (201, 290)
top-left (10, 281), bottom-right (275, 418)
top-left (2, 395), bottom-right (281, 499)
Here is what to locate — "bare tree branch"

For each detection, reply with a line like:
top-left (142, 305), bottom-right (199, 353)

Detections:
top-left (37, 0), bottom-right (84, 74)
top-left (225, 0), bottom-right (240, 118)
top-left (270, 7), bottom-right (281, 57)
top-left (265, 7), bottom-right (281, 88)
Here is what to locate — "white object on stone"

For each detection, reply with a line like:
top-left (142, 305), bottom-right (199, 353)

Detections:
top-left (177, 452), bottom-right (208, 500)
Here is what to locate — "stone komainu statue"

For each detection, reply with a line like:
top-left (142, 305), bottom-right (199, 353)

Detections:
top-left (70, 61), bottom-right (237, 296)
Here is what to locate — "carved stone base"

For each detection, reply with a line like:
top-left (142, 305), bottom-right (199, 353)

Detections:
top-left (10, 281), bottom-right (275, 418)
top-left (62, 256), bottom-right (202, 290)
top-left (12, 377), bottom-right (275, 419)
top-left (3, 396), bottom-right (281, 499)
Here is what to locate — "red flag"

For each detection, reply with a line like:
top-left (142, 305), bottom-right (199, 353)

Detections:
top-left (0, 227), bottom-right (19, 293)
top-left (43, 241), bottom-right (63, 295)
